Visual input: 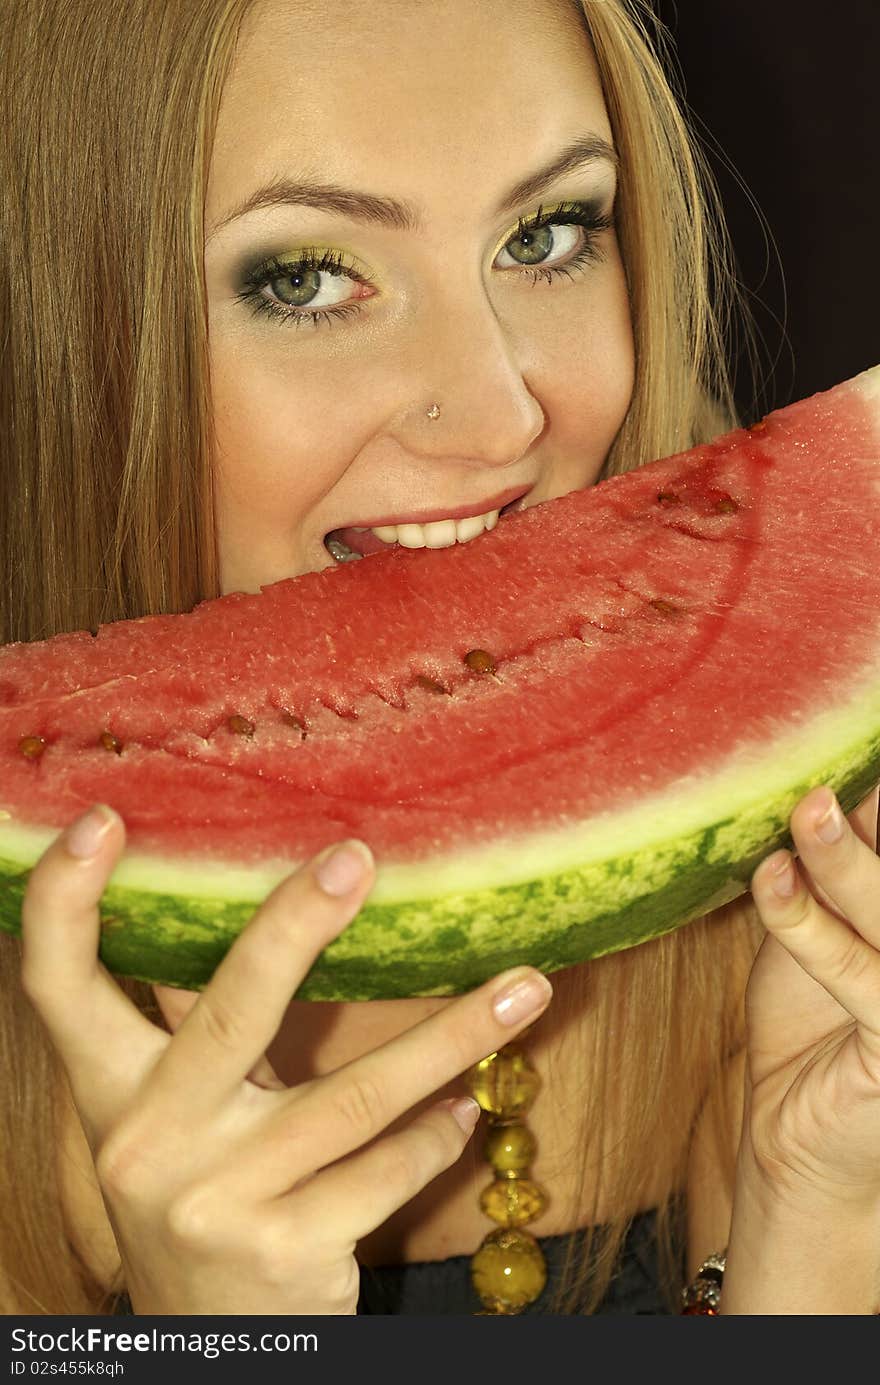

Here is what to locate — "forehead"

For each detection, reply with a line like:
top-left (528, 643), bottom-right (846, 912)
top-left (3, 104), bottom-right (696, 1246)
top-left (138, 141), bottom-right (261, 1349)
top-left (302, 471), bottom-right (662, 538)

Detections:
top-left (207, 0), bottom-right (612, 224)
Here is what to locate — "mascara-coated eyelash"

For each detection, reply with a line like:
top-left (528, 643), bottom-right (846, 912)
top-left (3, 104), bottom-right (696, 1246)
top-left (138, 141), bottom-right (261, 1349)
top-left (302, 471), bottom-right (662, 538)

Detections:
top-left (234, 246), bottom-right (376, 330)
top-left (235, 200), bottom-right (614, 329)
top-left (508, 200), bottom-right (614, 285)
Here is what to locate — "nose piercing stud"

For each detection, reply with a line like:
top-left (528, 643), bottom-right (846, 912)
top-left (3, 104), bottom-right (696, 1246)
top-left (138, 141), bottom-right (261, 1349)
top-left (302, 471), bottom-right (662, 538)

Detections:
top-left (426, 403), bottom-right (441, 420)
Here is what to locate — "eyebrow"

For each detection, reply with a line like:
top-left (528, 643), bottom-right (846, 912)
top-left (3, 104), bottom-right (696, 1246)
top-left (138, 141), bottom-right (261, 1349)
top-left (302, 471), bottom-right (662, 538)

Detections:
top-left (207, 134), bottom-right (617, 241)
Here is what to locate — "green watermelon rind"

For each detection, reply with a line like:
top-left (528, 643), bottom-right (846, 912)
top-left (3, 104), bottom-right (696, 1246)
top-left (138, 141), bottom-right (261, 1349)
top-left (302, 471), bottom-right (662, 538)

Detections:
top-left (1, 673), bottom-right (878, 999)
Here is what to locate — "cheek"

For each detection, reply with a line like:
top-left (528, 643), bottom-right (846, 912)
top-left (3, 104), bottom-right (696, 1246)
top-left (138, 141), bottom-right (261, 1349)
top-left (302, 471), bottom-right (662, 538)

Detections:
top-left (208, 334), bottom-right (378, 591)
top-left (525, 266), bottom-right (635, 475)
top-left (210, 338), bottom-right (353, 520)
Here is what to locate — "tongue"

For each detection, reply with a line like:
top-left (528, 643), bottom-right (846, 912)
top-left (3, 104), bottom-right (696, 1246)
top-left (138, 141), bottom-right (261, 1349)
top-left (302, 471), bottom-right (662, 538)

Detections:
top-left (332, 527), bottom-right (398, 557)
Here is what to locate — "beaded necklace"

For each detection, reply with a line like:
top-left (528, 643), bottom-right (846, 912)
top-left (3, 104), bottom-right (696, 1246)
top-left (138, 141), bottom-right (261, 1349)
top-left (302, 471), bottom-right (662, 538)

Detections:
top-left (464, 1035), bottom-right (549, 1313)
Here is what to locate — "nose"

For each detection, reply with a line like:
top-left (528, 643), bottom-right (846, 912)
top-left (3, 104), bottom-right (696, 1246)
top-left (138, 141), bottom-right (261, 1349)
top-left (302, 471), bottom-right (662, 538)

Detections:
top-left (385, 288), bottom-right (546, 468)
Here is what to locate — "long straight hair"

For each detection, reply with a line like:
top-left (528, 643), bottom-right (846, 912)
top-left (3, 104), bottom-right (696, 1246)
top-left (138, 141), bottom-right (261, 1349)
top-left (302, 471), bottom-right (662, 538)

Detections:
top-left (0, 0), bottom-right (761, 1313)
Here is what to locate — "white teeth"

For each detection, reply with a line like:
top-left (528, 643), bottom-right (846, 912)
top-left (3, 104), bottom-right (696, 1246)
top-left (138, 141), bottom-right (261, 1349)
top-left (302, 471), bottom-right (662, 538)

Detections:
top-left (397, 523), bottom-right (428, 549)
top-left (370, 509), bottom-right (499, 549)
top-left (455, 514), bottom-right (487, 543)
top-left (399, 519), bottom-right (457, 548)
top-left (424, 519), bottom-right (458, 547)
top-left (327, 507), bottom-right (502, 564)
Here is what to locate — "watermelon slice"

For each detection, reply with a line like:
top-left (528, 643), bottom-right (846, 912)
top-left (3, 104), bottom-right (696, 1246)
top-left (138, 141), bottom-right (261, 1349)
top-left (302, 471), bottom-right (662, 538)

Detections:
top-left (1, 369), bottom-right (879, 999)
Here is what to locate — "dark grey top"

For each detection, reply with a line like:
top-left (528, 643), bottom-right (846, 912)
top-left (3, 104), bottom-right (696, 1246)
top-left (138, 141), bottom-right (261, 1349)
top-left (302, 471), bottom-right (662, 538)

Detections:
top-left (111, 1207), bottom-right (675, 1316)
top-left (357, 1209), bottom-right (672, 1315)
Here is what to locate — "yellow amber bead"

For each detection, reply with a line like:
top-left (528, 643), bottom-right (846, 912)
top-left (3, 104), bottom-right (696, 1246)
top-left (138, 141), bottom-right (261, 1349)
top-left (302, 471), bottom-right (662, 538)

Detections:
top-left (484, 1120), bottom-right (536, 1176)
top-left (466, 1047), bottom-right (540, 1119)
top-left (479, 1177), bottom-right (547, 1227)
top-left (471, 1228), bottom-right (547, 1313)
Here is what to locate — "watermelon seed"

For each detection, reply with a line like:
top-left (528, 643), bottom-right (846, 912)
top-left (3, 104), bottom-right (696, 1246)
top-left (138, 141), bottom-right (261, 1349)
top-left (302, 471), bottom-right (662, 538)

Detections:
top-left (227, 714), bottom-right (255, 738)
top-left (18, 736), bottom-right (46, 761)
top-left (281, 710), bottom-right (306, 736)
top-left (415, 675), bottom-right (449, 695)
top-left (649, 598), bottom-right (680, 618)
top-left (100, 731), bottom-right (122, 755)
top-left (464, 649), bottom-right (496, 675)
top-left (657, 491), bottom-right (682, 506)
top-left (713, 495), bottom-right (739, 514)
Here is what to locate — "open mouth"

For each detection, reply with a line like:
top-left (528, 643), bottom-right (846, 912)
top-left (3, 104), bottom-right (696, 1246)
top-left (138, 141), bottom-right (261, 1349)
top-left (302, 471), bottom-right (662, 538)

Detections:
top-left (324, 492), bottom-right (530, 563)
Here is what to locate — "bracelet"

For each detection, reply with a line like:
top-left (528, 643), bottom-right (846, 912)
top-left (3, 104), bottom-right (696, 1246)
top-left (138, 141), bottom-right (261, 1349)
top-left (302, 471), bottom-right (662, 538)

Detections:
top-left (681, 1249), bottom-right (727, 1315)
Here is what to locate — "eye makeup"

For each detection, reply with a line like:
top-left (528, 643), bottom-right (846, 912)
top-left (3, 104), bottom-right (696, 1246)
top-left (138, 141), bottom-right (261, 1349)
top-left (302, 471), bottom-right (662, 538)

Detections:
top-left (234, 246), bottom-right (376, 330)
top-left (231, 196), bottom-right (615, 331)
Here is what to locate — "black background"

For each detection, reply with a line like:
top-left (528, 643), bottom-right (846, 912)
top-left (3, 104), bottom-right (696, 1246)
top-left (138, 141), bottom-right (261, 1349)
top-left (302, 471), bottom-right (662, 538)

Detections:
top-left (653, 1), bottom-right (879, 419)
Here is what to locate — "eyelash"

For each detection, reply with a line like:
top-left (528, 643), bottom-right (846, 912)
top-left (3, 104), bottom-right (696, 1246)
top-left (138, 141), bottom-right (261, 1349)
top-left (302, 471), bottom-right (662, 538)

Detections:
top-left (235, 199), bottom-right (614, 331)
top-left (235, 247), bottom-right (371, 331)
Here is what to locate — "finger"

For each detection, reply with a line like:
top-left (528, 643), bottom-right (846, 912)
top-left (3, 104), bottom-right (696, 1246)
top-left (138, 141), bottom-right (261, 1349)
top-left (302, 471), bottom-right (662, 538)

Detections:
top-left (793, 786), bottom-right (878, 918)
top-left (243, 1057), bottom-right (289, 1091)
top-left (221, 964), bottom-right (552, 1196)
top-left (848, 783), bottom-right (879, 852)
top-left (751, 847), bottom-right (880, 1049)
top-left (152, 983), bottom-right (199, 1033)
top-left (20, 805), bottom-right (166, 1129)
top-left (173, 1097), bottom-right (481, 1297)
top-left (286, 1096), bottom-right (482, 1244)
top-left (787, 787), bottom-right (880, 948)
top-left (153, 983), bottom-right (284, 1088)
top-left (145, 839), bottom-right (376, 1118)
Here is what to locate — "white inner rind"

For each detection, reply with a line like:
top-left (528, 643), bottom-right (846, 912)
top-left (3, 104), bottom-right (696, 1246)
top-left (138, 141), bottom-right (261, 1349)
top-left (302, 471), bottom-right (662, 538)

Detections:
top-left (854, 366), bottom-right (880, 407)
top-left (3, 665), bottom-right (880, 903)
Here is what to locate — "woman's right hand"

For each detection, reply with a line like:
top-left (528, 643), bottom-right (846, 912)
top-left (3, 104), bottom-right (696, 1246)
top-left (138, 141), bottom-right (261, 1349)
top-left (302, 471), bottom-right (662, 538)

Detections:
top-left (20, 804), bottom-right (552, 1315)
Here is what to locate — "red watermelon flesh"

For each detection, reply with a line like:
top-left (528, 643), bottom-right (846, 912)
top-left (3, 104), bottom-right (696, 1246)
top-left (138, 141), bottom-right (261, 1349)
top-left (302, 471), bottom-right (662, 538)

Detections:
top-left (3, 373), bottom-right (878, 860)
top-left (0, 368), bottom-right (878, 998)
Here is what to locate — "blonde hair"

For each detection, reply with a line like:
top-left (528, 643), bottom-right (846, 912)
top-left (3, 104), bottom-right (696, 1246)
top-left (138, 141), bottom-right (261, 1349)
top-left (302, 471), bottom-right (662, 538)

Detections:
top-left (0, 0), bottom-right (762, 1314)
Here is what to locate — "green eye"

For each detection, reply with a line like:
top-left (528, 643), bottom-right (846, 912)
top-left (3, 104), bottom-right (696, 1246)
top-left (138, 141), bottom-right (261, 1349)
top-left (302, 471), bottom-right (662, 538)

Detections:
top-left (235, 246), bottom-right (374, 328)
top-left (496, 220), bottom-right (583, 273)
top-left (271, 267), bottom-right (322, 308)
top-left (504, 224), bottom-right (555, 266)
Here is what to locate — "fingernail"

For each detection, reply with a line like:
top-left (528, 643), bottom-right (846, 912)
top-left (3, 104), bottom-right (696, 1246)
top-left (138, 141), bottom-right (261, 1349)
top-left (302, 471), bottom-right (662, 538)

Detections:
top-left (491, 968), bottom-right (553, 1027)
top-left (66, 804), bottom-right (118, 859)
top-left (814, 793), bottom-right (844, 845)
top-left (314, 839), bottom-right (374, 896)
top-left (770, 854), bottom-right (797, 898)
top-left (446, 1096), bottom-right (481, 1135)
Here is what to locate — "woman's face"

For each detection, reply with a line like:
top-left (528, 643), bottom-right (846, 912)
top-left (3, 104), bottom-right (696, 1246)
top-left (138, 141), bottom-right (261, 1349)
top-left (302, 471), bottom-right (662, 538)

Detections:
top-left (204, 0), bottom-right (634, 593)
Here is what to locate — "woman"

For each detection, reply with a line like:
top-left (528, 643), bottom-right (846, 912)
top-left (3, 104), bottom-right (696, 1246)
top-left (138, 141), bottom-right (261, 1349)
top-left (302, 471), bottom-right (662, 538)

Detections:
top-left (2, 0), bottom-right (878, 1316)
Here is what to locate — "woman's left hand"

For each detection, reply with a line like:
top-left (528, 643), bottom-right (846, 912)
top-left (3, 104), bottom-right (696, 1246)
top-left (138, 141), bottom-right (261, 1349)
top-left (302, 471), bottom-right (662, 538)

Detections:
top-left (744, 782), bottom-right (880, 1206)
